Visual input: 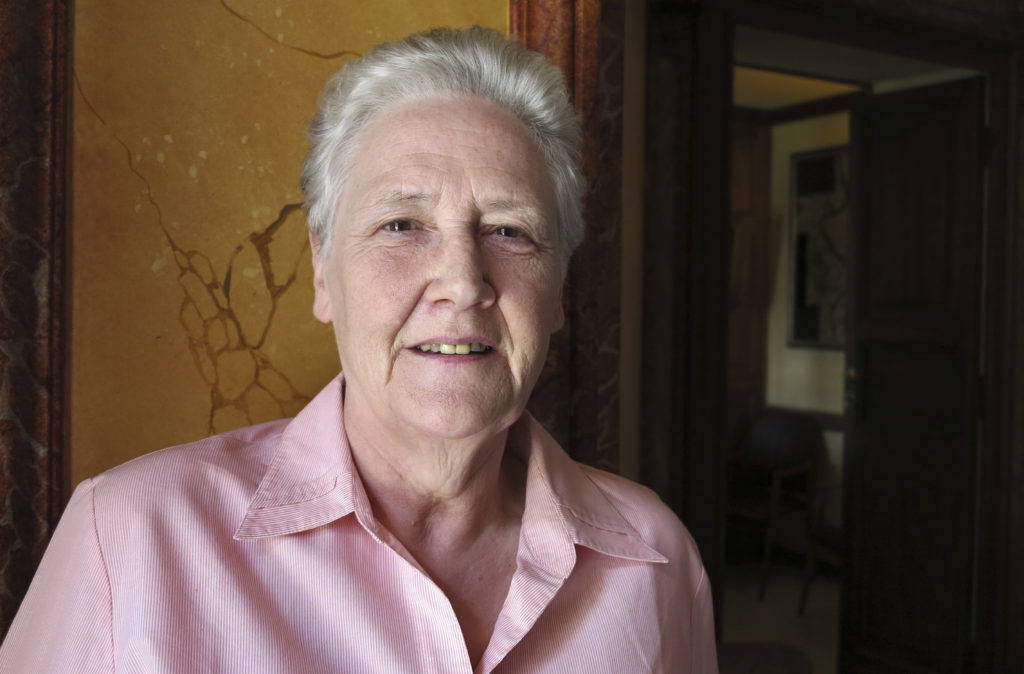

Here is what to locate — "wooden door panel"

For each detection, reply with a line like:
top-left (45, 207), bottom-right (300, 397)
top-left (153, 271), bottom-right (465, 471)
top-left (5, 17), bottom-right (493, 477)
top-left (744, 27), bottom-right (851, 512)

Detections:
top-left (843, 78), bottom-right (983, 673)
top-left (861, 94), bottom-right (977, 334)
top-left (860, 345), bottom-right (962, 432)
top-left (852, 479), bottom-right (966, 667)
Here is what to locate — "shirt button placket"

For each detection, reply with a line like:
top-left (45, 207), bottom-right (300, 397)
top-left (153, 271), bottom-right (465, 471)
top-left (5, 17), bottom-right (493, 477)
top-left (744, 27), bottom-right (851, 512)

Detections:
top-left (400, 559), bottom-right (474, 674)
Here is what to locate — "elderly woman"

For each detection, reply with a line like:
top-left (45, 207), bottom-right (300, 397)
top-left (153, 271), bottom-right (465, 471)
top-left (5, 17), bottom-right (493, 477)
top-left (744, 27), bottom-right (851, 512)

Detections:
top-left (1, 27), bottom-right (715, 672)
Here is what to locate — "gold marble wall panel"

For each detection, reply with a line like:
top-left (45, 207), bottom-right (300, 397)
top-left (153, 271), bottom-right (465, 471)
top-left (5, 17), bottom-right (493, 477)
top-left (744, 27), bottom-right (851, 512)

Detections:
top-left (72, 0), bottom-right (508, 486)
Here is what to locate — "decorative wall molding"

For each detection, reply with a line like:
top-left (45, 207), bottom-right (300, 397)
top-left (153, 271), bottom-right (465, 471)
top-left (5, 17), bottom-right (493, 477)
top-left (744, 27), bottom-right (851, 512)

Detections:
top-left (0, 0), bottom-right (70, 634)
top-left (512, 0), bottom-right (625, 473)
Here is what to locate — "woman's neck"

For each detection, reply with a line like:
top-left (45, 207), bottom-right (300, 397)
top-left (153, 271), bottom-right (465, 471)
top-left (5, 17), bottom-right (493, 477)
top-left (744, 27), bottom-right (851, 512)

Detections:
top-left (342, 391), bottom-right (525, 549)
top-left (341, 389), bottom-right (529, 668)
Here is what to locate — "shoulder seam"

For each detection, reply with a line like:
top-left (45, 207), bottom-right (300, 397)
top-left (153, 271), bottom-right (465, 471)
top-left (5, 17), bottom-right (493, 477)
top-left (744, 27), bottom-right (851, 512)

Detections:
top-left (88, 479), bottom-right (117, 670)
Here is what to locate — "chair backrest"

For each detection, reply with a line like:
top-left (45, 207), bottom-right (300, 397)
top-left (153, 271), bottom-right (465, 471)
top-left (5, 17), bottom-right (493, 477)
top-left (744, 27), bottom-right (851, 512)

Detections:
top-left (736, 410), bottom-right (824, 475)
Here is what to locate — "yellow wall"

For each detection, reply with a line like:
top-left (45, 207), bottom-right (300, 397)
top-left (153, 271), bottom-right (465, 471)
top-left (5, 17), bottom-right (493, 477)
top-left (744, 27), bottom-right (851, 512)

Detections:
top-left (767, 112), bottom-right (848, 525)
top-left (766, 112), bottom-right (848, 414)
top-left (71, 0), bottom-right (508, 487)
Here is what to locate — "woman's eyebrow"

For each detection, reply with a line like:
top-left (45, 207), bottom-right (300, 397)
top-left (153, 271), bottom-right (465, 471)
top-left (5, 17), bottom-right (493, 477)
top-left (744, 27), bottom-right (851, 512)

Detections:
top-left (484, 198), bottom-right (526, 210)
top-left (355, 190), bottom-right (433, 219)
top-left (482, 198), bottom-right (543, 219)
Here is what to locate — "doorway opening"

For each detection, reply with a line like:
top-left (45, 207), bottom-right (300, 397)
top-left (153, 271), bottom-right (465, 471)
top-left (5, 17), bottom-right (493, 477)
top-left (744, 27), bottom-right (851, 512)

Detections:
top-left (720, 25), bottom-right (980, 674)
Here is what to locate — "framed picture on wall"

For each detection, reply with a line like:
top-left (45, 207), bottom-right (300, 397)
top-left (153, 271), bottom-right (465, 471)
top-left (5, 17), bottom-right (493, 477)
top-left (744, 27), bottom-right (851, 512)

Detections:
top-left (788, 145), bottom-right (848, 349)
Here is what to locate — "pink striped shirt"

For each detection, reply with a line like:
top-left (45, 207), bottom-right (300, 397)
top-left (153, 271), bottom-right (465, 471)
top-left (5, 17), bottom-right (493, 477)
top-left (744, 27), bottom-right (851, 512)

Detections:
top-left (0, 376), bottom-right (717, 672)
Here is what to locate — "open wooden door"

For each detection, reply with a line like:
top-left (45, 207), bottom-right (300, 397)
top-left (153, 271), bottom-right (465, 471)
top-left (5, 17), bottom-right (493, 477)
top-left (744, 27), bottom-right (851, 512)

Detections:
top-left (842, 77), bottom-right (985, 673)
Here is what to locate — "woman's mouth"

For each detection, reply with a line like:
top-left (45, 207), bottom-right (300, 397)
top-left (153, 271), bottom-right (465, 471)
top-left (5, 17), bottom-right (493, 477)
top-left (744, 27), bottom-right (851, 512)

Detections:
top-left (415, 342), bottom-right (492, 355)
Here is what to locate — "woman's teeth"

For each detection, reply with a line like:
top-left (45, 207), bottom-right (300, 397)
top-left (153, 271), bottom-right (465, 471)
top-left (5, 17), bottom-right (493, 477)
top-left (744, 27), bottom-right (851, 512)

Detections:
top-left (416, 342), bottom-right (490, 355)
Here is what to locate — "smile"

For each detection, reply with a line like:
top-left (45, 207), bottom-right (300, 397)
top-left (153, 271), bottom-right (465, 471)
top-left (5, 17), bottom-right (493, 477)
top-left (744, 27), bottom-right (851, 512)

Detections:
top-left (415, 342), bottom-right (492, 355)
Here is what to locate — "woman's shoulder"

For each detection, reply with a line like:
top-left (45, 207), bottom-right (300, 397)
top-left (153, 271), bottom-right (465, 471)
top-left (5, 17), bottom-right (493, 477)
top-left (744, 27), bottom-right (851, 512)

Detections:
top-left (576, 463), bottom-right (703, 566)
top-left (85, 418), bottom-right (290, 524)
top-left (99, 417), bottom-right (286, 479)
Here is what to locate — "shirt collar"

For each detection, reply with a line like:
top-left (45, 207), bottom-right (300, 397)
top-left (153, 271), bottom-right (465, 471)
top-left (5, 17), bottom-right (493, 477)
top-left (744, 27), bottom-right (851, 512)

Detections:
top-left (509, 413), bottom-right (668, 578)
top-left (234, 374), bottom-right (372, 540)
top-left (234, 375), bottom-right (668, 572)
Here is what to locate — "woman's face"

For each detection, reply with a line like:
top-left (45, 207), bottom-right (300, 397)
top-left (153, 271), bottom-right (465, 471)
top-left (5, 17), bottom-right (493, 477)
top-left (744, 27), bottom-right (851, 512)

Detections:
top-left (312, 96), bottom-right (565, 442)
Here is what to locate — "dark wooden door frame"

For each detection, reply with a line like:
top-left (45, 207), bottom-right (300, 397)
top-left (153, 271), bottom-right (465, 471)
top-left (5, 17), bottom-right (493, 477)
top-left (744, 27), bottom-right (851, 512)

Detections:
top-left (644, 0), bottom-right (1019, 668)
top-left (642, 0), bottom-right (732, 638)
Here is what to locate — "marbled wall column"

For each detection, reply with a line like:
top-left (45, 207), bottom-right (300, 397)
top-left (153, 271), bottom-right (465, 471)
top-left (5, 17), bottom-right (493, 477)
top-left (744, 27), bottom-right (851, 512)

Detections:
top-left (513, 0), bottom-right (625, 473)
top-left (0, 0), bottom-right (70, 634)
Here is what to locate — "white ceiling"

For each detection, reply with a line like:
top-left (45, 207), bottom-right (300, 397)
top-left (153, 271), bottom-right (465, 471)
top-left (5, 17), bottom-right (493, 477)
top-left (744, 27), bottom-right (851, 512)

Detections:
top-left (734, 26), bottom-right (976, 94)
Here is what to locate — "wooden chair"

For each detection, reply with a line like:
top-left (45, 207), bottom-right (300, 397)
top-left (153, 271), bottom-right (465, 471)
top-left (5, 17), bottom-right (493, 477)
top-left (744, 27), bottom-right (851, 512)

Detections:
top-left (728, 410), bottom-right (825, 600)
top-left (798, 478), bottom-right (843, 615)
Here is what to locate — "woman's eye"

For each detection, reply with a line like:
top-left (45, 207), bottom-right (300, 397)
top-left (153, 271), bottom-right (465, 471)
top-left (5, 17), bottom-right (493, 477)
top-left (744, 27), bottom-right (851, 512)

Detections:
top-left (495, 226), bottom-right (523, 238)
top-left (383, 220), bottom-right (416, 232)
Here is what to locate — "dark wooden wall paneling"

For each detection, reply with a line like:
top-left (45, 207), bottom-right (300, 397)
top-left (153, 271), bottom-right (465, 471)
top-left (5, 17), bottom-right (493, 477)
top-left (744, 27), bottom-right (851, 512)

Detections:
top-left (727, 119), bottom-right (773, 455)
top-left (1007, 47), bottom-right (1024, 674)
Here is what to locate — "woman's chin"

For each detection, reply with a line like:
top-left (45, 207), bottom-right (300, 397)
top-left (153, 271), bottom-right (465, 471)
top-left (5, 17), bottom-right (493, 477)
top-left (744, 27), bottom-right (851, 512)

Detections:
top-left (392, 392), bottom-right (520, 443)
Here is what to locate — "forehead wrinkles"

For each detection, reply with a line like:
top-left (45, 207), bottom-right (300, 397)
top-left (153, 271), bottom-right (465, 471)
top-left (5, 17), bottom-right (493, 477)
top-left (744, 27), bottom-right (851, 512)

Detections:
top-left (340, 96), bottom-right (558, 228)
top-left (357, 96), bottom-right (543, 174)
top-left (354, 159), bottom-right (547, 219)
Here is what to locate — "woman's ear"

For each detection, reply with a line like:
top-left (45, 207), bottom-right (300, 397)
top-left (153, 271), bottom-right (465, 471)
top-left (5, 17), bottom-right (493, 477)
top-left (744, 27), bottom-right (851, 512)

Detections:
top-left (310, 233), bottom-right (333, 324)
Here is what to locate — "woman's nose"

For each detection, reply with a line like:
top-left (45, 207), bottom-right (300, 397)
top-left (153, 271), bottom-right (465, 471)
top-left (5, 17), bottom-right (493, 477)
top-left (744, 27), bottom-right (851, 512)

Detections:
top-left (425, 234), bottom-right (496, 312)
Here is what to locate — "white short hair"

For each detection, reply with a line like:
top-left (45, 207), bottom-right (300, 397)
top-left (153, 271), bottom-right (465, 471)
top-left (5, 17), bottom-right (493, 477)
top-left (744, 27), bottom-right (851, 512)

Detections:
top-left (300, 26), bottom-right (585, 265)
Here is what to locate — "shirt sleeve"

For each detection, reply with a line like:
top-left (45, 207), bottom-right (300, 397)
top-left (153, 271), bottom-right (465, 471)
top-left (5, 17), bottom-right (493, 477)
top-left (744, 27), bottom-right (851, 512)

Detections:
top-left (689, 567), bottom-right (719, 673)
top-left (0, 478), bottom-right (115, 672)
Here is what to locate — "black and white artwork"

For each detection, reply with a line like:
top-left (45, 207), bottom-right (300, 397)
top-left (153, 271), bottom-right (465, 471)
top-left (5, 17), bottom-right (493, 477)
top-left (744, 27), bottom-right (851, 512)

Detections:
top-left (789, 146), bottom-right (848, 349)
